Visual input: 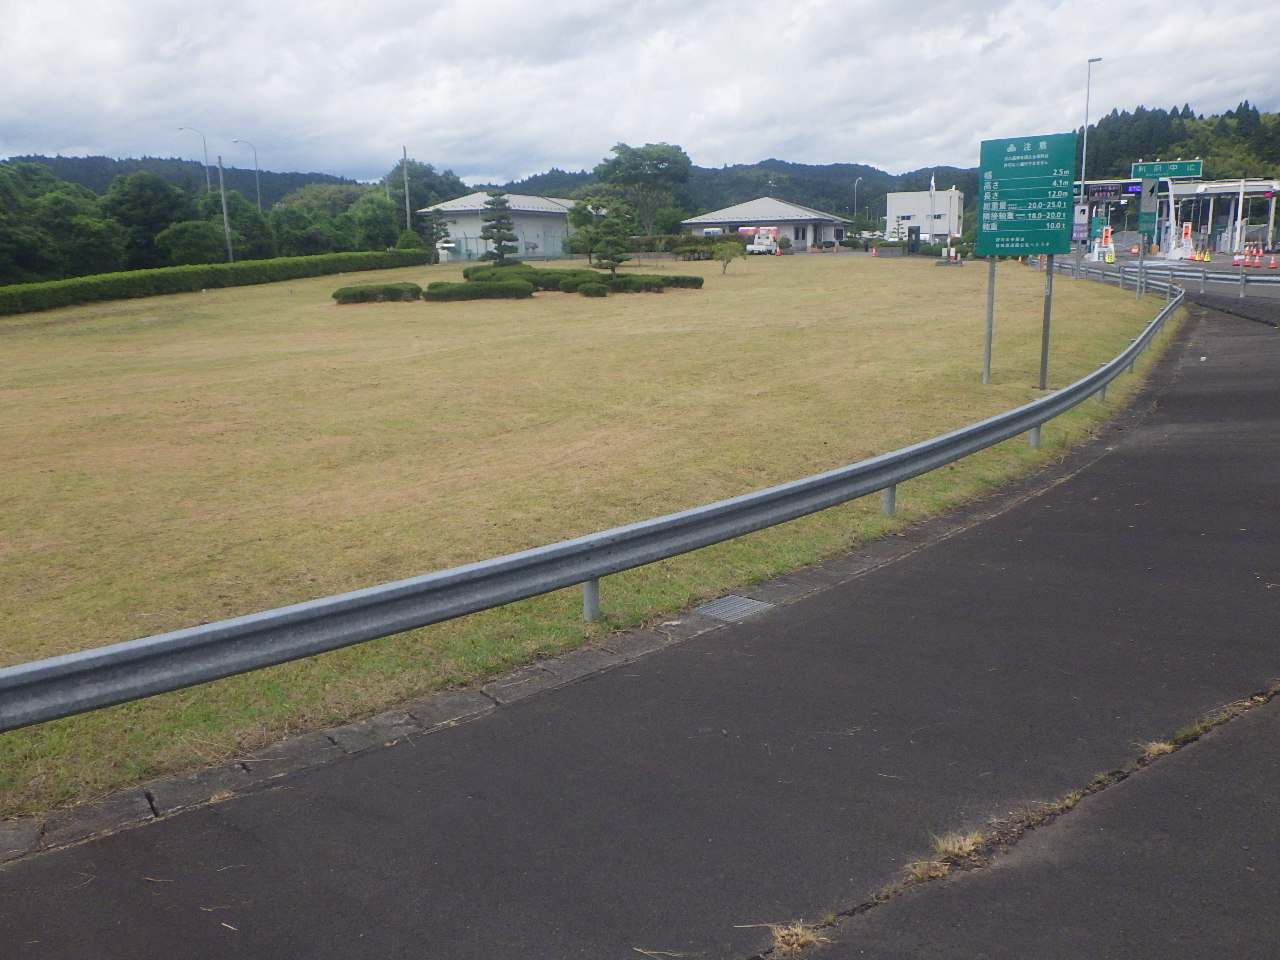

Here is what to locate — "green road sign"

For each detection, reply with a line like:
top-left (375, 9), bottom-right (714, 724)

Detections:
top-left (976, 133), bottom-right (1077, 257)
top-left (1131, 159), bottom-right (1202, 179)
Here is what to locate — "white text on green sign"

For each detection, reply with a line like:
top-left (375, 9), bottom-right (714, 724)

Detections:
top-left (1130, 160), bottom-right (1203, 179)
top-left (977, 133), bottom-right (1077, 257)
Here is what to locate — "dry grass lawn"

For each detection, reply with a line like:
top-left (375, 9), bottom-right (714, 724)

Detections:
top-left (0, 253), bottom-right (1169, 815)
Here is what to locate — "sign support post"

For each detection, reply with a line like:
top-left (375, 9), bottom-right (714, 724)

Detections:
top-left (983, 256), bottom-right (996, 384)
top-left (1039, 255), bottom-right (1055, 390)
top-left (977, 133), bottom-right (1077, 387)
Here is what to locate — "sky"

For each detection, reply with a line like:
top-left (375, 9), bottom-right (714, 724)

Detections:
top-left (4, 0), bottom-right (1279, 186)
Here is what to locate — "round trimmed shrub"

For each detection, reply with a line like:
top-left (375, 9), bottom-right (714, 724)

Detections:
top-left (578, 282), bottom-right (608, 297)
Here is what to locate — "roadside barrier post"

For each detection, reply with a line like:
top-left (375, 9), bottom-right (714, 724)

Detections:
top-left (882, 485), bottom-right (896, 516)
top-left (1029, 425), bottom-right (1041, 448)
top-left (583, 578), bottom-right (601, 622)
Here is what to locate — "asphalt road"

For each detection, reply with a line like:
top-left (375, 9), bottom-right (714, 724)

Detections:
top-left (1, 298), bottom-right (1276, 960)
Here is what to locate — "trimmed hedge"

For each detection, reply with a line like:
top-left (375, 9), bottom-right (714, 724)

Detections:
top-left (432, 265), bottom-right (702, 302)
top-left (464, 264), bottom-right (602, 292)
top-left (606, 275), bottom-right (666, 294)
top-left (423, 279), bottom-right (535, 301)
top-left (658, 274), bottom-right (704, 289)
top-left (332, 282), bottom-right (423, 304)
top-left (0, 250), bottom-right (433, 317)
top-left (607, 273), bottom-right (703, 292)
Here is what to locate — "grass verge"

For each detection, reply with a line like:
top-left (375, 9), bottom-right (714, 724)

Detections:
top-left (1, 255), bottom-right (1177, 817)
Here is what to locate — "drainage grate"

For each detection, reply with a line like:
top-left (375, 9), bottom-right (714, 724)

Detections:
top-left (696, 595), bottom-right (775, 622)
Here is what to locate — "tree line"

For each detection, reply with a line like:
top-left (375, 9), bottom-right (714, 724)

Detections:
top-left (4, 101), bottom-right (1275, 286)
top-left (0, 158), bottom-right (465, 286)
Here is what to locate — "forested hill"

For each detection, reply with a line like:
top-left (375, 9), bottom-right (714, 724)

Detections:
top-left (10, 155), bottom-right (359, 209)
top-left (498, 102), bottom-right (1279, 219)
top-left (686, 160), bottom-right (976, 220)
top-left (1085, 102), bottom-right (1279, 179)
top-left (497, 160), bottom-right (977, 221)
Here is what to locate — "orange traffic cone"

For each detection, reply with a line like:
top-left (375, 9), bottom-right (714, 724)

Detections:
top-left (1270, 254), bottom-right (1277, 269)
top-left (1233, 251), bottom-right (1241, 266)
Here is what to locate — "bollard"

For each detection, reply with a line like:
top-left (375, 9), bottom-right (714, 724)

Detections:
top-left (882, 484), bottom-right (896, 516)
top-left (582, 578), bottom-right (601, 622)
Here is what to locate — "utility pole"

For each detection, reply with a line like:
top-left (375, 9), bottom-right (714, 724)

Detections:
top-left (217, 157), bottom-right (235, 263)
top-left (402, 147), bottom-right (413, 232)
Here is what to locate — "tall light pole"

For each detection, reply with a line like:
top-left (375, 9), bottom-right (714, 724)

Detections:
top-left (853, 176), bottom-right (863, 221)
top-left (232, 138), bottom-right (261, 212)
top-left (179, 126), bottom-right (212, 193)
top-left (1078, 57), bottom-right (1102, 256)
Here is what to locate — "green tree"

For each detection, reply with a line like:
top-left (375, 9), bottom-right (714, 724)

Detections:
top-left (277, 182), bottom-right (371, 216)
top-left (568, 197), bottom-right (633, 276)
top-left (419, 209), bottom-right (450, 265)
top-left (194, 189), bottom-right (276, 260)
top-left (267, 205), bottom-right (317, 257)
top-left (395, 228), bottom-right (424, 250)
top-left (102, 171), bottom-right (195, 268)
top-left (382, 159), bottom-right (468, 233)
top-left (29, 183), bottom-right (126, 277)
top-left (480, 191), bottom-right (519, 265)
top-left (651, 204), bottom-right (688, 237)
top-left (339, 193), bottom-right (400, 251)
top-left (594, 142), bottom-right (693, 237)
top-left (155, 220), bottom-right (227, 265)
top-left (711, 240), bottom-right (746, 274)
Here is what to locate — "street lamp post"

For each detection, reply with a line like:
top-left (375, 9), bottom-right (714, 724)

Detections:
top-left (853, 176), bottom-right (863, 221)
top-left (1078, 57), bottom-right (1102, 262)
top-left (179, 126), bottom-right (212, 193)
top-left (232, 139), bottom-right (262, 212)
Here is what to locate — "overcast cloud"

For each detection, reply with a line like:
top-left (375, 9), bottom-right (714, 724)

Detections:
top-left (4, 0), bottom-right (1278, 185)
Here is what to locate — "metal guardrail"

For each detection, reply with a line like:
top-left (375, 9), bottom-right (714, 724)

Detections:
top-left (0, 288), bottom-right (1183, 733)
top-left (1059, 257), bottom-right (1280, 297)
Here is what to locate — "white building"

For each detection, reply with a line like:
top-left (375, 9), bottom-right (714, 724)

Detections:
top-left (884, 187), bottom-right (964, 242)
top-left (682, 197), bottom-right (854, 249)
top-left (419, 192), bottom-right (576, 261)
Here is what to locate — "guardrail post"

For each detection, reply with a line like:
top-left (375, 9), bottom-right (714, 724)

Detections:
top-left (1096, 363), bottom-right (1108, 401)
top-left (1126, 339), bottom-right (1137, 373)
top-left (582, 578), bottom-right (601, 622)
top-left (882, 484), bottom-right (896, 516)
top-left (1029, 425), bottom-right (1041, 448)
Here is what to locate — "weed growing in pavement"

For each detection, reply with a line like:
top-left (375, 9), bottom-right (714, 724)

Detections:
top-left (768, 922), bottom-right (831, 955)
top-left (929, 829), bottom-right (986, 861)
top-left (903, 859), bottom-right (950, 881)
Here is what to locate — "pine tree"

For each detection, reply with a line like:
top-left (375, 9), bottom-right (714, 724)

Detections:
top-left (479, 191), bottom-right (519, 265)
